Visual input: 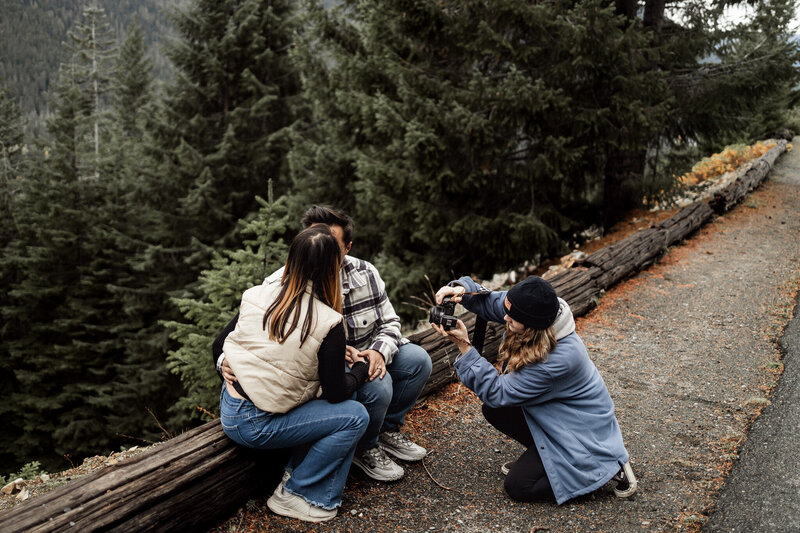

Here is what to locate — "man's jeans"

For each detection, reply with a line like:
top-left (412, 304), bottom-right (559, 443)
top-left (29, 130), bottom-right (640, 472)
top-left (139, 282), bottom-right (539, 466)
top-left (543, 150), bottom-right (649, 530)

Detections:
top-left (219, 386), bottom-right (368, 509)
top-left (354, 342), bottom-right (432, 450)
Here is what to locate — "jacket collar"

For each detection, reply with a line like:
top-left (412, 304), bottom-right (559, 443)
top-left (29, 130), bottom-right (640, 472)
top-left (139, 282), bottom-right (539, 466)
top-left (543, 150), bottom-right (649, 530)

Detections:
top-left (340, 256), bottom-right (366, 295)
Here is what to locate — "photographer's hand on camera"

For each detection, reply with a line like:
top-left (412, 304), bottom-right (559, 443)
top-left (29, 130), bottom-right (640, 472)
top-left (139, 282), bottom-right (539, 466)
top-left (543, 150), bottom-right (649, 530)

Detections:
top-left (435, 284), bottom-right (465, 304)
top-left (431, 320), bottom-right (472, 355)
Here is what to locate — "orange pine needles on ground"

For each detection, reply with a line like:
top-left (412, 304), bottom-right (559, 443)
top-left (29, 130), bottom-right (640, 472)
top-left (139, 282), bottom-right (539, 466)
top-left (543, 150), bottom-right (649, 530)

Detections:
top-left (677, 141), bottom-right (780, 186)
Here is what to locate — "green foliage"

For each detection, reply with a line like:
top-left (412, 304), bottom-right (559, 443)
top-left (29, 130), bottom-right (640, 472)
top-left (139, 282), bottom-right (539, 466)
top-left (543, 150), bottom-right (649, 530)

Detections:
top-left (137, 0), bottom-right (305, 427)
top-left (166, 182), bottom-right (289, 422)
top-left (0, 0), bottom-right (177, 137)
top-left (291, 0), bottom-right (672, 319)
top-left (0, 461), bottom-right (45, 487)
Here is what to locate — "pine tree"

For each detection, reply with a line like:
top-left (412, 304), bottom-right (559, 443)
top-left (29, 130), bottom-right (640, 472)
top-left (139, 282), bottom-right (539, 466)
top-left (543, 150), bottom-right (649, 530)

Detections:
top-left (291, 0), bottom-right (671, 318)
top-left (132, 0), bottom-right (304, 426)
top-left (66, 2), bottom-right (117, 179)
top-left (96, 19), bottom-right (183, 448)
top-left (0, 85), bottom-right (26, 472)
top-left (0, 6), bottom-right (121, 469)
top-left (146, 0), bottom-right (303, 257)
top-left (166, 181), bottom-right (289, 422)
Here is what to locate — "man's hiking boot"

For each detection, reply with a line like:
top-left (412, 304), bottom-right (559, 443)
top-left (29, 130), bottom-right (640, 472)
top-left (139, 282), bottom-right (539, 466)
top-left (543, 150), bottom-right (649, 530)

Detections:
top-left (613, 461), bottom-right (638, 498)
top-left (379, 431), bottom-right (427, 462)
top-left (352, 446), bottom-right (405, 481)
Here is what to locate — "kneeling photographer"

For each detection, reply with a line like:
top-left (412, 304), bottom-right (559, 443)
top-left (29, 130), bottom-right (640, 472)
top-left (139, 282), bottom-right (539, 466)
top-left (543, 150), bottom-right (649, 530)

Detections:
top-left (431, 276), bottom-right (637, 505)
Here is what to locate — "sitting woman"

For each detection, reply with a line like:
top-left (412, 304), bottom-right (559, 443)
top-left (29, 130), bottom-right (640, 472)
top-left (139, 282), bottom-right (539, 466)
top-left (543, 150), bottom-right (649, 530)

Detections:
top-left (432, 276), bottom-right (637, 505)
top-left (220, 225), bottom-right (370, 523)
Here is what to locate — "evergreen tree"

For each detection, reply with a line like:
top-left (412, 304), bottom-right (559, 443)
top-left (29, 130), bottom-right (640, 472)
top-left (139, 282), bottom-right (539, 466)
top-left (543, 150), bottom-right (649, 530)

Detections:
top-left (66, 2), bottom-right (117, 179)
top-left (0, 6), bottom-right (121, 470)
top-left (166, 181), bottom-right (289, 421)
top-left (291, 0), bottom-right (670, 319)
top-left (97, 20), bottom-right (183, 447)
top-left (134, 0), bottom-right (304, 426)
top-left (0, 86), bottom-right (26, 472)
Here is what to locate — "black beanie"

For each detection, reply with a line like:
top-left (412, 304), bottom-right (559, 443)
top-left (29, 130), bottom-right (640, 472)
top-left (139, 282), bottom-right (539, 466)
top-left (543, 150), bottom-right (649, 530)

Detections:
top-left (505, 276), bottom-right (559, 330)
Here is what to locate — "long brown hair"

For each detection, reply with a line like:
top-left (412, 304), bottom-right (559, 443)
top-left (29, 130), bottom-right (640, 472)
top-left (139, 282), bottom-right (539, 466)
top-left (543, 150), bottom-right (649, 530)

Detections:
top-left (262, 225), bottom-right (343, 345)
top-left (497, 325), bottom-right (557, 373)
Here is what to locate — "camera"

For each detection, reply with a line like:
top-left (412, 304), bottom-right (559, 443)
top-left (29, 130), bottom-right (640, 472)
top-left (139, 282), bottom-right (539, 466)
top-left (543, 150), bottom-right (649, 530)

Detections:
top-left (429, 296), bottom-right (458, 331)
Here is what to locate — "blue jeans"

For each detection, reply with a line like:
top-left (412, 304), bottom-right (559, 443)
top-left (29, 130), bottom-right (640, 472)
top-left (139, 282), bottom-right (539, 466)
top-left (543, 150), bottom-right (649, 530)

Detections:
top-left (354, 342), bottom-right (432, 450)
top-left (219, 386), bottom-right (368, 509)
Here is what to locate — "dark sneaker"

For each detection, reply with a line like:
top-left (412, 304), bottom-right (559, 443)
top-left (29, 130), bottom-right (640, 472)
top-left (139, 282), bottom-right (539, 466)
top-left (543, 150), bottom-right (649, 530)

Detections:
top-left (379, 431), bottom-right (427, 461)
top-left (352, 446), bottom-right (405, 481)
top-left (500, 461), bottom-right (514, 476)
top-left (266, 481), bottom-right (337, 522)
top-left (613, 461), bottom-right (638, 498)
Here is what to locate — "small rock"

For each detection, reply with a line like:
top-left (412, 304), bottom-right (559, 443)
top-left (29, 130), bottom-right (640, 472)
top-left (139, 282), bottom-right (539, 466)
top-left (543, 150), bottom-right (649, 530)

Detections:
top-left (40, 474), bottom-right (50, 482)
top-left (1, 481), bottom-right (16, 495)
top-left (16, 489), bottom-right (29, 501)
top-left (350, 509), bottom-right (357, 515)
top-left (106, 458), bottom-right (118, 466)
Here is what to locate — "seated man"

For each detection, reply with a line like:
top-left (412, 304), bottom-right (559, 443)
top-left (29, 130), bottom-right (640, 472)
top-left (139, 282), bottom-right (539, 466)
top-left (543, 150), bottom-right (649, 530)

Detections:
top-left (215, 206), bottom-right (432, 481)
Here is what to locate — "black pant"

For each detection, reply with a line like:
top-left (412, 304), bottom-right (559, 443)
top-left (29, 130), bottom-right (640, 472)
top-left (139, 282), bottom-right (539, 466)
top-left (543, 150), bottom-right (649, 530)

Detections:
top-left (482, 404), bottom-right (555, 503)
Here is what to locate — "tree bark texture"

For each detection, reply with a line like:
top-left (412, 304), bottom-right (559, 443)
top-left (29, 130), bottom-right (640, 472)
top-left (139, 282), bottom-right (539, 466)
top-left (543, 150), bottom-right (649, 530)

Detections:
top-left (709, 140), bottom-right (787, 214)
top-left (0, 421), bottom-right (288, 533)
top-left (0, 141), bottom-right (786, 532)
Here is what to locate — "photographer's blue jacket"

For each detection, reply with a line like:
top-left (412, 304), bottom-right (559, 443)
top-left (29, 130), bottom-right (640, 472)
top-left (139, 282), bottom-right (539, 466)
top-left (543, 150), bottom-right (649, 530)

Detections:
top-left (451, 276), bottom-right (629, 505)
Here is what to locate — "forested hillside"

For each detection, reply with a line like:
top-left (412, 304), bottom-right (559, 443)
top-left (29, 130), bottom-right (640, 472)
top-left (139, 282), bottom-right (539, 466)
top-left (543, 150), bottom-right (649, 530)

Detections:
top-left (0, 0), bottom-right (183, 136)
top-left (1, 0), bottom-right (798, 478)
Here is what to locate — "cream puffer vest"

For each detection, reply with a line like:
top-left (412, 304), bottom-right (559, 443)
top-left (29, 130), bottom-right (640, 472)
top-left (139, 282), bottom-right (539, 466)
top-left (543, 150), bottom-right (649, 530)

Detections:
top-left (223, 280), bottom-right (343, 413)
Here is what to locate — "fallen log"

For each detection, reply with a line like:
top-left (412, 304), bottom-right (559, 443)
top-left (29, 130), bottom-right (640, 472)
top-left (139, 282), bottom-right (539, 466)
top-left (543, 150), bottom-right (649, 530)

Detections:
top-left (710, 140), bottom-right (787, 214)
top-left (0, 141), bottom-right (786, 532)
top-left (0, 421), bottom-right (287, 533)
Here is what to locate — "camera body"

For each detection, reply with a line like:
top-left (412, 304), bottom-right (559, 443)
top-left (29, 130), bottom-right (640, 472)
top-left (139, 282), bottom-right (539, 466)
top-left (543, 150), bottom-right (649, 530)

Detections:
top-left (429, 296), bottom-right (458, 331)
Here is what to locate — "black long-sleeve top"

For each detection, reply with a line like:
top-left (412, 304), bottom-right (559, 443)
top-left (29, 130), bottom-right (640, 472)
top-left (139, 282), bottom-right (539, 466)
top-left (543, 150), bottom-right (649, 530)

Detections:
top-left (213, 313), bottom-right (368, 404)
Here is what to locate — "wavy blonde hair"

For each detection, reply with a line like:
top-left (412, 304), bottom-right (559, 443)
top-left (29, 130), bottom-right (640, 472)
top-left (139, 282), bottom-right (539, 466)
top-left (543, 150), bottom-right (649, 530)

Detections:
top-left (497, 325), bottom-right (557, 373)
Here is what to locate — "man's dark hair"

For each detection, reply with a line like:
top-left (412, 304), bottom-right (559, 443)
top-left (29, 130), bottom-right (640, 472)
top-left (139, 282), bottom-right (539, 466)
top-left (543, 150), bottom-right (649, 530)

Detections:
top-left (301, 205), bottom-right (354, 244)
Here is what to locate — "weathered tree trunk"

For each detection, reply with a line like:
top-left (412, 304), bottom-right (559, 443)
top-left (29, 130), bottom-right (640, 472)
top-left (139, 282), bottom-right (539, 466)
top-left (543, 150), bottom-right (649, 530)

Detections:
top-left (644, 0), bottom-right (666, 33)
top-left (710, 141), bottom-right (787, 214)
top-left (0, 422), bottom-right (288, 533)
top-left (0, 141), bottom-right (787, 533)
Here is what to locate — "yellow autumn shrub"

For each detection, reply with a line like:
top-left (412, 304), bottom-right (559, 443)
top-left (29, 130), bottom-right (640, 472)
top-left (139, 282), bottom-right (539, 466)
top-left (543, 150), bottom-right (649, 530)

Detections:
top-left (678, 141), bottom-right (777, 186)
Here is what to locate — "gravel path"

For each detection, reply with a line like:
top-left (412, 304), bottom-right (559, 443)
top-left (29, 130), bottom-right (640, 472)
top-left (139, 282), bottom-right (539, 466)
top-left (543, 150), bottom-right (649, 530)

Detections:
top-left (214, 144), bottom-right (800, 533)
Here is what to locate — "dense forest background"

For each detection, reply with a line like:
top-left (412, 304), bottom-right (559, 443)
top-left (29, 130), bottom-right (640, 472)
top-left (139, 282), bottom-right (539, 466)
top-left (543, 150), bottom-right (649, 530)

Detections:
top-left (0, 0), bottom-right (186, 138)
top-left (1, 0), bottom-right (798, 476)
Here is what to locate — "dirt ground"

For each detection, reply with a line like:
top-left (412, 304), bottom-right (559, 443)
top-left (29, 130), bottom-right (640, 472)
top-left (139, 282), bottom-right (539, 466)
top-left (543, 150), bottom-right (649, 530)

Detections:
top-left (206, 148), bottom-right (799, 532)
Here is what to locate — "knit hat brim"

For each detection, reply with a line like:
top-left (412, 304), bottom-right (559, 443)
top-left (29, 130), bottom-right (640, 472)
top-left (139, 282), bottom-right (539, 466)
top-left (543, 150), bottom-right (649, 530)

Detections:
top-left (505, 277), bottom-right (559, 330)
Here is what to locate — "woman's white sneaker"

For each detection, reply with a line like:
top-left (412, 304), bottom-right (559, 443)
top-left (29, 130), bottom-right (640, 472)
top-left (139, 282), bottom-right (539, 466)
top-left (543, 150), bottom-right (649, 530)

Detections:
top-left (613, 461), bottom-right (638, 498)
top-left (266, 481), bottom-right (337, 522)
top-left (379, 431), bottom-right (427, 462)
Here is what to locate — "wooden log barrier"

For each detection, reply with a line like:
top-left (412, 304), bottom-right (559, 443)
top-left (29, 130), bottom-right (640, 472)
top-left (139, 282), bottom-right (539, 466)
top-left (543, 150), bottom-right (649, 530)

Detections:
top-left (0, 141), bottom-right (786, 532)
top-left (0, 421), bottom-right (288, 532)
top-left (710, 140), bottom-right (787, 214)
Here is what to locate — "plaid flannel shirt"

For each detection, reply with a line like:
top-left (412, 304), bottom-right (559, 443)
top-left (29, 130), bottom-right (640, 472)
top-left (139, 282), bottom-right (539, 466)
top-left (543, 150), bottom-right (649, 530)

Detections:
top-left (264, 256), bottom-right (407, 365)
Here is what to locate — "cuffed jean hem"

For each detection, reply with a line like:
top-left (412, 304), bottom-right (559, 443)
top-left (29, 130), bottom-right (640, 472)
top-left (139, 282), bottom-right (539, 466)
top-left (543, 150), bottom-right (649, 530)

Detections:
top-left (282, 484), bottom-right (341, 510)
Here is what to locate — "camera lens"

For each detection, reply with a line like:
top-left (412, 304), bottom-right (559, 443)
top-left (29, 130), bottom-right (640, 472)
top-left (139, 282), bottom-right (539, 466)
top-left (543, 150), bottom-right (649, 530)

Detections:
top-left (429, 305), bottom-right (443, 325)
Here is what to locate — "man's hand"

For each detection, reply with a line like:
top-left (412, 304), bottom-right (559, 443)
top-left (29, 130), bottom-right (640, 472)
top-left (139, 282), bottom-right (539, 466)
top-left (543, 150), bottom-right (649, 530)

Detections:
top-left (435, 284), bottom-right (465, 305)
top-left (360, 349), bottom-right (387, 381)
top-left (221, 358), bottom-right (237, 385)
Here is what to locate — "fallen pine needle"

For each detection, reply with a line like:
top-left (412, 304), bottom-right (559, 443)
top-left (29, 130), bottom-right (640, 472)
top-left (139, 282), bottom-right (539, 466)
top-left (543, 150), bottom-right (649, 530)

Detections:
top-left (422, 450), bottom-right (460, 493)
